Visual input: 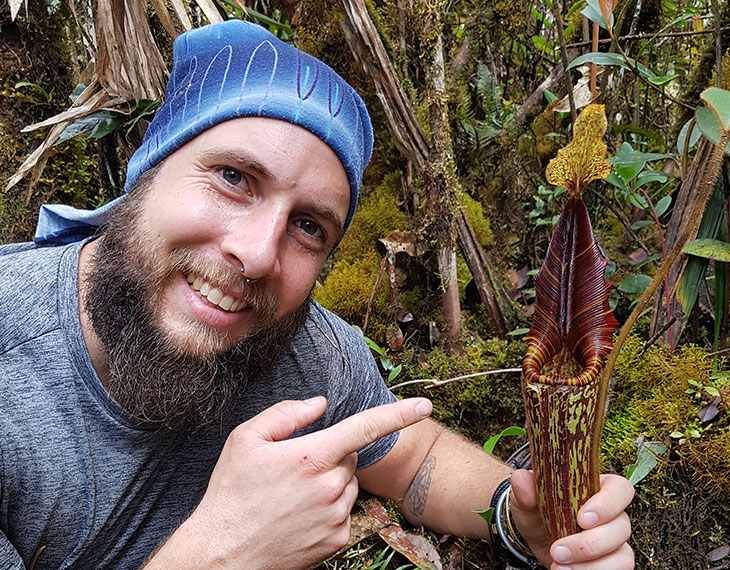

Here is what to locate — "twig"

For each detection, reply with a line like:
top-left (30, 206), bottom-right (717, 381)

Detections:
top-left (552, 0), bottom-right (576, 122)
top-left (363, 255), bottom-right (388, 333)
top-left (388, 368), bottom-right (522, 391)
top-left (566, 26), bottom-right (730, 49)
top-left (706, 346), bottom-right (730, 357)
top-left (589, 188), bottom-right (652, 257)
top-left (710, 0), bottom-right (723, 88)
top-left (640, 189), bottom-right (673, 347)
top-left (639, 316), bottom-right (677, 354)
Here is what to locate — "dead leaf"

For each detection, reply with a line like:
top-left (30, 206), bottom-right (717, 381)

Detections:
top-left (386, 325), bottom-right (404, 351)
top-left (380, 230), bottom-right (427, 257)
top-left (708, 544), bottom-right (730, 562)
top-left (697, 397), bottom-right (721, 423)
top-left (627, 248), bottom-right (648, 266)
top-left (546, 65), bottom-right (602, 114)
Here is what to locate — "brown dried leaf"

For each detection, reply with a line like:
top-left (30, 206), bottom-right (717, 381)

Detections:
top-left (708, 545), bottom-right (730, 562)
top-left (380, 230), bottom-right (426, 257)
top-left (697, 397), bottom-right (721, 423)
top-left (547, 65), bottom-right (601, 114)
top-left (386, 325), bottom-right (404, 351)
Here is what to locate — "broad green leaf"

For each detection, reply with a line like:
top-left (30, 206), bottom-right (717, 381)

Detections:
top-left (677, 118), bottom-right (702, 153)
top-left (696, 106), bottom-right (730, 153)
top-left (630, 220), bottom-right (655, 230)
top-left (607, 142), bottom-right (674, 167)
top-left (581, 0), bottom-right (614, 30)
top-left (483, 426), bottom-right (527, 454)
top-left (568, 52), bottom-right (656, 80)
top-left (670, 431), bottom-right (684, 438)
top-left (653, 195), bottom-right (672, 217)
top-left (705, 386), bottom-right (720, 397)
top-left (545, 105), bottom-right (612, 196)
top-left (626, 191), bottom-right (649, 210)
top-left (683, 239), bottom-right (730, 262)
top-left (605, 171), bottom-right (627, 190)
top-left (701, 87), bottom-right (730, 131)
top-left (619, 273), bottom-right (652, 294)
top-left (625, 442), bottom-right (666, 485)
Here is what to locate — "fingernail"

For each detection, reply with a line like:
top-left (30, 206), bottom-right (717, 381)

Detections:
top-left (304, 396), bottom-right (324, 405)
top-left (415, 399), bottom-right (432, 417)
top-left (556, 566), bottom-right (572, 570)
top-left (581, 511), bottom-right (598, 527)
top-left (554, 546), bottom-right (572, 563)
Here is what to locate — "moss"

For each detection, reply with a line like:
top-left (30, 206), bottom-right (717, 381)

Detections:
top-left (313, 251), bottom-right (388, 334)
top-left (335, 171), bottom-right (407, 263)
top-left (459, 192), bottom-right (492, 247)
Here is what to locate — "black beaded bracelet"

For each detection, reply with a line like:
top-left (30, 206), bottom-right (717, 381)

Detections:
top-left (489, 478), bottom-right (542, 570)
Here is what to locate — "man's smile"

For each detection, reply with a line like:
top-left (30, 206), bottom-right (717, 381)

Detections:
top-left (185, 272), bottom-right (247, 313)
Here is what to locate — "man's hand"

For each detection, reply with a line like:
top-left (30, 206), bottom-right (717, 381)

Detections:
top-left (143, 396), bottom-right (432, 570)
top-left (510, 470), bottom-right (635, 569)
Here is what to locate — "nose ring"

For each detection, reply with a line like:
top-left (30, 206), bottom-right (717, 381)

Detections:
top-left (240, 263), bottom-right (259, 284)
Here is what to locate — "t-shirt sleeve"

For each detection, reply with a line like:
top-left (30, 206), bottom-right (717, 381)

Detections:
top-left (0, 533), bottom-right (24, 570)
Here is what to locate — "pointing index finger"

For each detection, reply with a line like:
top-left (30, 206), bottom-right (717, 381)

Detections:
top-left (316, 398), bottom-right (432, 465)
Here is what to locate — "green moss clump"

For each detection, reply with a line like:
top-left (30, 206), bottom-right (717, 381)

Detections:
top-left (313, 251), bottom-right (387, 331)
top-left (459, 192), bottom-right (492, 247)
top-left (602, 336), bottom-right (729, 498)
top-left (336, 172), bottom-right (407, 262)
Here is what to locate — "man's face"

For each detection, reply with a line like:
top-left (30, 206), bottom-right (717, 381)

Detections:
top-left (84, 117), bottom-right (350, 426)
top-left (128, 117), bottom-right (350, 355)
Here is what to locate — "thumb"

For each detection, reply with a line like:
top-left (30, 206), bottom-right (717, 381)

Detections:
top-left (510, 469), bottom-right (538, 513)
top-left (244, 397), bottom-right (328, 443)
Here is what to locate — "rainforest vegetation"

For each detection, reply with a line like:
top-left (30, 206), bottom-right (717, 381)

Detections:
top-left (1, 0), bottom-right (729, 568)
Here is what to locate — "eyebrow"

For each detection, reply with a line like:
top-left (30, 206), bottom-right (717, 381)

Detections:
top-left (200, 144), bottom-right (347, 240)
top-left (198, 146), bottom-right (275, 183)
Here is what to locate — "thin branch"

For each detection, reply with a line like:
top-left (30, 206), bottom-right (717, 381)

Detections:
top-left (552, 0), bottom-right (576, 122)
top-left (362, 255), bottom-right (388, 333)
top-left (566, 26), bottom-right (730, 49)
top-left (639, 316), bottom-right (678, 354)
top-left (388, 368), bottom-right (522, 391)
top-left (710, 0), bottom-right (723, 88)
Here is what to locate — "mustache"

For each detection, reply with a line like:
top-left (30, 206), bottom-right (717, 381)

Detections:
top-left (167, 248), bottom-right (278, 318)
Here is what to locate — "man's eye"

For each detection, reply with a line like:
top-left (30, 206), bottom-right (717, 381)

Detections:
top-left (297, 219), bottom-right (321, 236)
top-left (221, 167), bottom-right (243, 185)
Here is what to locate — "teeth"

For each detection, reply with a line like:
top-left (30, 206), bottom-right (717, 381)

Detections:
top-left (185, 272), bottom-right (245, 313)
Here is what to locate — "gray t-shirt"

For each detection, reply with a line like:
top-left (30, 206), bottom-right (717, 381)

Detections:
top-left (0, 240), bottom-right (396, 570)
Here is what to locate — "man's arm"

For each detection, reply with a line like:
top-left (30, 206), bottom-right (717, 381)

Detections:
top-left (357, 419), bottom-right (635, 569)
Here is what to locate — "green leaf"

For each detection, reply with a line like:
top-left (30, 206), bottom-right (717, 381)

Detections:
top-left (630, 220), bottom-right (655, 230)
top-left (619, 274), bottom-right (652, 294)
top-left (635, 172), bottom-right (669, 191)
top-left (705, 386), bottom-right (720, 397)
top-left (653, 195), bottom-right (672, 217)
top-left (581, 0), bottom-right (613, 30)
top-left (507, 327), bottom-right (530, 336)
top-left (701, 87), bottom-right (730, 131)
top-left (625, 441), bottom-right (666, 486)
top-left (683, 239), bottom-right (730, 262)
top-left (696, 107), bottom-right (730, 153)
top-left (387, 365), bottom-right (402, 383)
top-left (483, 426), bottom-right (527, 454)
top-left (647, 74), bottom-right (678, 86)
top-left (475, 507), bottom-right (495, 525)
top-left (677, 118), bottom-right (702, 153)
top-left (568, 52), bottom-right (656, 80)
top-left (670, 431), bottom-right (684, 438)
top-left (544, 89), bottom-right (558, 104)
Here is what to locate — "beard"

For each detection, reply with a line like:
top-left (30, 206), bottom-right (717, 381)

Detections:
top-left (84, 168), bottom-right (311, 429)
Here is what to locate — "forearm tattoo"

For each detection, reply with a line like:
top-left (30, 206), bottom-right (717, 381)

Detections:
top-left (405, 456), bottom-right (436, 517)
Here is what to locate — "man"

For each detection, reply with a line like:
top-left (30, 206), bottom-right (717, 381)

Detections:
top-left (0, 20), bottom-right (634, 570)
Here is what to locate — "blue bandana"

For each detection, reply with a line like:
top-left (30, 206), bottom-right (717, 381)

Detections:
top-left (35, 20), bottom-right (373, 244)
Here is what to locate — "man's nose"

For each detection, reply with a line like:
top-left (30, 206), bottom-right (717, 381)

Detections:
top-left (221, 206), bottom-right (286, 281)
